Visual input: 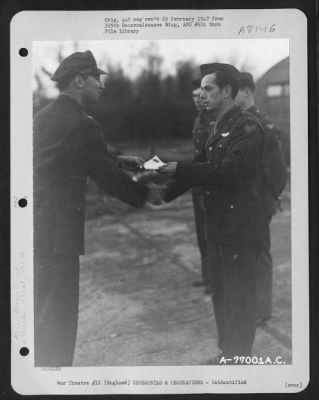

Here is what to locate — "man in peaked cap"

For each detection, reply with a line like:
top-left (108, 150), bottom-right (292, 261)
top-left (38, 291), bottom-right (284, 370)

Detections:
top-left (51, 50), bottom-right (107, 82)
top-left (159, 63), bottom-right (265, 363)
top-left (33, 50), bottom-right (160, 366)
top-left (236, 71), bottom-right (287, 326)
top-left (191, 79), bottom-right (216, 293)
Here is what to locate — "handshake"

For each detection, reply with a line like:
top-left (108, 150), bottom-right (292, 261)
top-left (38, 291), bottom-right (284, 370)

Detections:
top-left (143, 159), bottom-right (178, 206)
top-left (118, 155), bottom-right (178, 207)
top-left (118, 154), bottom-right (177, 176)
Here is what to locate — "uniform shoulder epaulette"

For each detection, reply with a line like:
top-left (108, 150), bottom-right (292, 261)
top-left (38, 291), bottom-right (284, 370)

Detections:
top-left (237, 110), bottom-right (262, 134)
top-left (239, 110), bottom-right (254, 122)
top-left (238, 110), bottom-right (258, 125)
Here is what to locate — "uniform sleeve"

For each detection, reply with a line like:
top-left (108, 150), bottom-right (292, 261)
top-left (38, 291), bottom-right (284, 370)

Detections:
top-left (164, 180), bottom-right (190, 202)
top-left (174, 121), bottom-right (263, 188)
top-left (164, 147), bottom-right (207, 202)
top-left (83, 121), bottom-right (148, 208)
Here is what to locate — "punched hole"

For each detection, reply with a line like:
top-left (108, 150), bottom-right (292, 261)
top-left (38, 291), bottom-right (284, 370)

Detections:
top-left (18, 198), bottom-right (27, 208)
top-left (19, 48), bottom-right (28, 57)
top-left (20, 347), bottom-right (29, 356)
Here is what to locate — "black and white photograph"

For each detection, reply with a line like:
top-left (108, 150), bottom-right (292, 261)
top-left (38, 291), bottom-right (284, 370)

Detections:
top-left (31, 38), bottom-right (291, 368)
top-left (10, 9), bottom-right (309, 395)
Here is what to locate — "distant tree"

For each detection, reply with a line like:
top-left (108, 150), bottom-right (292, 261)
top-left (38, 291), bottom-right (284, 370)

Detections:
top-left (131, 42), bottom-right (165, 155)
top-left (174, 60), bottom-right (196, 100)
top-left (100, 66), bottom-right (133, 104)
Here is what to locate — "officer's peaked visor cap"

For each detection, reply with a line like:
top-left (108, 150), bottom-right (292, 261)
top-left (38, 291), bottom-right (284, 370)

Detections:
top-left (200, 63), bottom-right (240, 79)
top-left (51, 50), bottom-right (107, 82)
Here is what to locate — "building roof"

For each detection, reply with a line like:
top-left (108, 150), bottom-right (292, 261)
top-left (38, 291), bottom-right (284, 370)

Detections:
top-left (257, 57), bottom-right (290, 85)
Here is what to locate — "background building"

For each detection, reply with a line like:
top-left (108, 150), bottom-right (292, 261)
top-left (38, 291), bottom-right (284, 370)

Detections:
top-left (255, 57), bottom-right (290, 164)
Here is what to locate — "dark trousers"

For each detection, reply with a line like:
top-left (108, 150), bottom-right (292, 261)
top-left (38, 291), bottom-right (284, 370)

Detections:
top-left (256, 219), bottom-right (273, 320)
top-left (34, 254), bottom-right (79, 367)
top-left (208, 243), bottom-right (258, 358)
top-left (192, 190), bottom-right (210, 285)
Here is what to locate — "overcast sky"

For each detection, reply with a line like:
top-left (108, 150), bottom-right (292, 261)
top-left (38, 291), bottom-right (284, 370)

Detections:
top-left (33, 39), bottom-right (289, 96)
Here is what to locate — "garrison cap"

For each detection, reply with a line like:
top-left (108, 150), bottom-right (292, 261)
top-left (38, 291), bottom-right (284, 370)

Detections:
top-left (51, 50), bottom-right (107, 82)
top-left (192, 79), bottom-right (202, 90)
top-left (200, 62), bottom-right (240, 79)
top-left (239, 72), bottom-right (255, 90)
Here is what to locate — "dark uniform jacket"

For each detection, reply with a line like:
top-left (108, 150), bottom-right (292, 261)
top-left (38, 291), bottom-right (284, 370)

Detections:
top-left (192, 111), bottom-right (215, 196)
top-left (34, 95), bottom-right (148, 256)
top-left (246, 105), bottom-right (285, 217)
top-left (165, 105), bottom-right (265, 244)
top-left (192, 111), bottom-right (215, 156)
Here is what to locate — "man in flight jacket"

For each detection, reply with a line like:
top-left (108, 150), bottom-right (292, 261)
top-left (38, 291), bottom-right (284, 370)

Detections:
top-left (235, 72), bottom-right (287, 325)
top-left (160, 63), bottom-right (265, 362)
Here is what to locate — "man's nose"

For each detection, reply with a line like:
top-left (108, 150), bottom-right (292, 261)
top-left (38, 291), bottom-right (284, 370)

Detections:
top-left (200, 90), bottom-right (206, 99)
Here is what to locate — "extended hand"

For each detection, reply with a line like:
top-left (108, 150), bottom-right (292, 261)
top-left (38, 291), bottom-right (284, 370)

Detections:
top-left (118, 155), bottom-right (145, 171)
top-left (158, 162), bottom-right (178, 177)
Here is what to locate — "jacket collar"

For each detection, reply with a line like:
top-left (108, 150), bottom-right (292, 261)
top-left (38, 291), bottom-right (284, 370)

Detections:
top-left (199, 109), bottom-right (217, 126)
top-left (207, 104), bottom-right (242, 146)
top-left (56, 94), bottom-right (83, 111)
top-left (216, 104), bottom-right (242, 132)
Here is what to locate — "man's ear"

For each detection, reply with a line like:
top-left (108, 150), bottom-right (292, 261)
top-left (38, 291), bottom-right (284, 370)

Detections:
top-left (222, 84), bottom-right (233, 99)
top-left (73, 74), bottom-right (85, 88)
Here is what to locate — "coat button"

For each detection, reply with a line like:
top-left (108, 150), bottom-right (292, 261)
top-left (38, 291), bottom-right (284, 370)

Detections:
top-left (230, 204), bottom-right (234, 209)
top-left (209, 146), bottom-right (212, 151)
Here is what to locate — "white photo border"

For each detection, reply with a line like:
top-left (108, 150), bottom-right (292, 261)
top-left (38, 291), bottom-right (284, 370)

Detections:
top-left (11, 8), bottom-right (308, 395)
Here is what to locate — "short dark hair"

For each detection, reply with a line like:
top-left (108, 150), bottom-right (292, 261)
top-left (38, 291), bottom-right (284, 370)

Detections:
top-left (214, 70), bottom-right (239, 99)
